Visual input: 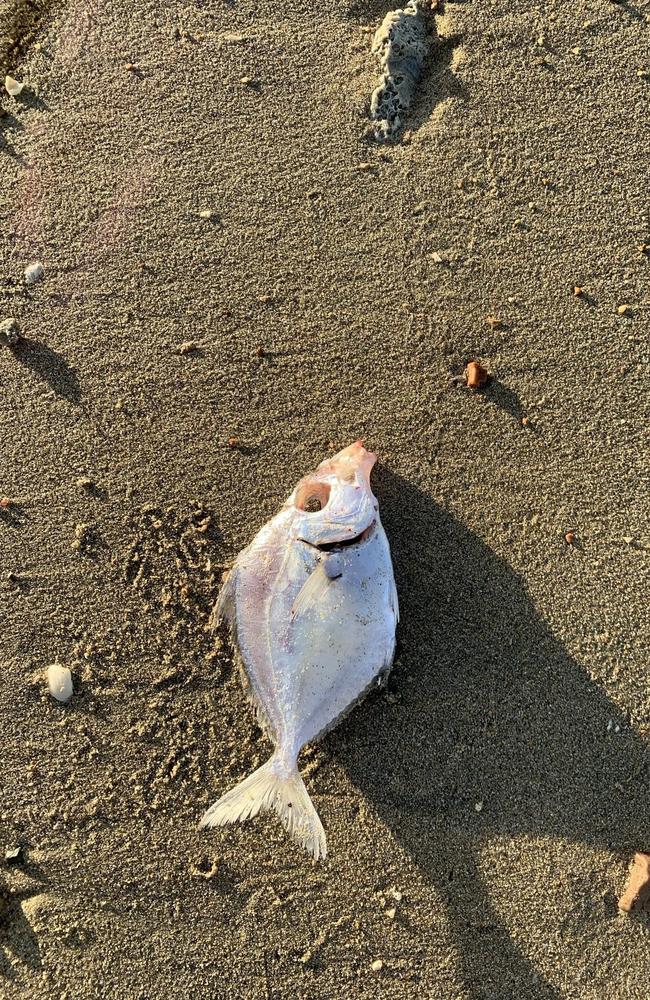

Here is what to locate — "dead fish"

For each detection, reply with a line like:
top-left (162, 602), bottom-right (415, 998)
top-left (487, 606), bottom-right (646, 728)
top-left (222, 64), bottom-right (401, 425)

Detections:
top-left (200, 441), bottom-right (398, 859)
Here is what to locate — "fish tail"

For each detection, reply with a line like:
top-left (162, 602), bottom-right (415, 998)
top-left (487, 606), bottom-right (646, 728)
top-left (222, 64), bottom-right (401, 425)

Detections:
top-left (199, 753), bottom-right (327, 861)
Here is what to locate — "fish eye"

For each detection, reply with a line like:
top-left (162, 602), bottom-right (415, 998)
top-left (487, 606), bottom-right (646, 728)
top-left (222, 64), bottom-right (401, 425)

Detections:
top-left (295, 481), bottom-right (331, 513)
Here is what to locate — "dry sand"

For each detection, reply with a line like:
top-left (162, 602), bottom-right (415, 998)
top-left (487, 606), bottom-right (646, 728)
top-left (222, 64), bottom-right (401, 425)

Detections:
top-left (1, 1), bottom-right (649, 997)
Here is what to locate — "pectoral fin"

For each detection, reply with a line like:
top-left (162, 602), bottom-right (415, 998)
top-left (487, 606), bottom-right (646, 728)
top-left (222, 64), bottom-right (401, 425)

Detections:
top-left (291, 562), bottom-right (333, 621)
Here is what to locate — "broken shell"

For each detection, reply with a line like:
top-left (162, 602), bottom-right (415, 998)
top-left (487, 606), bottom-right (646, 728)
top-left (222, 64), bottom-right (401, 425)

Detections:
top-left (24, 262), bottom-right (44, 285)
top-left (465, 361), bottom-right (489, 389)
top-left (47, 663), bottom-right (73, 703)
top-left (5, 75), bottom-right (24, 97)
top-left (0, 317), bottom-right (20, 347)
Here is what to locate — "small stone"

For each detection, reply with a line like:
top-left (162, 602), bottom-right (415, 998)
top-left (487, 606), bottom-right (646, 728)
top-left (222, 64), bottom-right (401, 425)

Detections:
top-left (0, 318), bottom-right (20, 347)
top-left (474, 800), bottom-right (484, 812)
top-left (25, 262), bottom-right (44, 285)
top-left (227, 437), bottom-right (240, 448)
top-left (486, 315), bottom-right (503, 329)
top-left (371, 959), bottom-right (383, 972)
top-left (355, 162), bottom-right (375, 172)
top-left (198, 209), bottom-right (214, 220)
top-left (618, 853), bottom-right (650, 913)
top-left (573, 285), bottom-right (585, 297)
top-left (564, 532), bottom-right (575, 545)
top-left (636, 69), bottom-right (649, 80)
top-left (521, 416), bottom-right (530, 426)
top-left (465, 361), bottom-right (489, 389)
top-left (616, 304), bottom-right (632, 315)
top-left (0, 498), bottom-right (12, 509)
top-left (571, 46), bottom-right (582, 56)
top-left (125, 63), bottom-right (137, 72)
top-left (623, 535), bottom-right (634, 545)
top-left (76, 476), bottom-right (93, 490)
top-left (385, 907), bottom-right (396, 919)
top-left (4, 846), bottom-right (24, 863)
top-left (176, 341), bottom-right (200, 355)
top-left (240, 76), bottom-right (252, 85)
top-left (47, 663), bottom-right (73, 703)
top-left (5, 75), bottom-right (24, 97)
top-left (431, 251), bottom-right (444, 263)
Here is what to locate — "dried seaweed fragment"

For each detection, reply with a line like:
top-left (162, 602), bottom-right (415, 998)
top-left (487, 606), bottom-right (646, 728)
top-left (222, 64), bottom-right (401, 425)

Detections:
top-left (370, 1), bottom-right (431, 141)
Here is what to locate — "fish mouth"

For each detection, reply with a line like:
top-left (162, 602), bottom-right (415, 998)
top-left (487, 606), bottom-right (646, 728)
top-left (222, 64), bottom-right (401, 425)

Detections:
top-left (299, 520), bottom-right (376, 552)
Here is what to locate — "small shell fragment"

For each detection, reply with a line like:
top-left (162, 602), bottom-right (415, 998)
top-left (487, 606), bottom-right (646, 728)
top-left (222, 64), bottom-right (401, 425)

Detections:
top-left (5, 75), bottom-right (24, 97)
top-left (47, 663), bottom-right (73, 703)
top-left (465, 361), bottom-right (489, 389)
top-left (24, 262), bottom-right (44, 285)
top-left (0, 317), bottom-right (20, 347)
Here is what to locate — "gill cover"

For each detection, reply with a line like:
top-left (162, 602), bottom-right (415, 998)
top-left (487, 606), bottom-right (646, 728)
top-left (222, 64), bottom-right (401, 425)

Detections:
top-left (289, 442), bottom-right (378, 547)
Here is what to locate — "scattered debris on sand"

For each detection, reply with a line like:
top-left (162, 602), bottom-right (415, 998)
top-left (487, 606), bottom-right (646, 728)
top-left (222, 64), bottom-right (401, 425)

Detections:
top-left (47, 663), bottom-right (73, 703)
top-left (24, 262), bottom-right (44, 285)
top-left (0, 318), bottom-right (20, 347)
top-left (618, 852), bottom-right (650, 913)
top-left (464, 360), bottom-right (489, 389)
top-left (370, 1), bottom-right (431, 141)
top-left (4, 75), bottom-right (24, 97)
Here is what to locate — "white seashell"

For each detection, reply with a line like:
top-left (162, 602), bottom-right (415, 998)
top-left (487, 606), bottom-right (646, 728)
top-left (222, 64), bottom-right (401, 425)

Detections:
top-left (24, 262), bottom-right (44, 285)
top-left (5, 75), bottom-right (24, 97)
top-left (47, 663), bottom-right (73, 702)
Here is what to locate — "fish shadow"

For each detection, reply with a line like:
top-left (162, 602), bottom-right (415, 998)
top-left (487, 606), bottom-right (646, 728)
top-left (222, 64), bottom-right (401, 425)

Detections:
top-left (332, 468), bottom-right (649, 999)
top-left (11, 338), bottom-right (81, 404)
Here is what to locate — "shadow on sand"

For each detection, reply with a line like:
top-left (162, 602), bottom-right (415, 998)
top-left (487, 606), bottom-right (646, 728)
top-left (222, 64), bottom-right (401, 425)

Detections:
top-left (331, 468), bottom-right (649, 999)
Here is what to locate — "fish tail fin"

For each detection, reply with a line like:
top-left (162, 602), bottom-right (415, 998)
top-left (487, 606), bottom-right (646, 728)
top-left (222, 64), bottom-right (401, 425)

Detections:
top-left (199, 753), bottom-right (327, 860)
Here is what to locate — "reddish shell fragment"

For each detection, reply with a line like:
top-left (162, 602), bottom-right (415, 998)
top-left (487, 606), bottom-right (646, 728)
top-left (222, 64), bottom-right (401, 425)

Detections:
top-left (465, 361), bottom-right (489, 389)
top-left (618, 852), bottom-right (650, 913)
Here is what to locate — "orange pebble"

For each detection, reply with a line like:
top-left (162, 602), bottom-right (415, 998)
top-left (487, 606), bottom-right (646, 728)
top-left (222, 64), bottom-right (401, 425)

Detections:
top-left (465, 361), bottom-right (489, 389)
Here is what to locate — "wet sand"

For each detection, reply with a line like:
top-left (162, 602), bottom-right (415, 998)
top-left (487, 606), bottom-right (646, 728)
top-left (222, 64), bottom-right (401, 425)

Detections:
top-left (1, 1), bottom-right (649, 997)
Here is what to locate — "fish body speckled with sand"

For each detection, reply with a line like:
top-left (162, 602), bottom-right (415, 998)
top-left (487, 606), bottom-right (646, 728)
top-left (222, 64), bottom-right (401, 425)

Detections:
top-left (200, 442), bottom-right (398, 859)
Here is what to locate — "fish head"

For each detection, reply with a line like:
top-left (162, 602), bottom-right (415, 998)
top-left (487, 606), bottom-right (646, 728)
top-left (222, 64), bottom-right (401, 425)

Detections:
top-left (288, 441), bottom-right (378, 548)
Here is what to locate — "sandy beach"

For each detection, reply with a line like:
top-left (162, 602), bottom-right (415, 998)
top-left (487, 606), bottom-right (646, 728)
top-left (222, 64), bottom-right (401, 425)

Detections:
top-left (1, 1), bottom-right (649, 997)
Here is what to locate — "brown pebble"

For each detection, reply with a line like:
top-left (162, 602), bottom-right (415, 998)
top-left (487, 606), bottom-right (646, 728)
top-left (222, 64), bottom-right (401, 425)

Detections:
top-left (573, 285), bottom-right (585, 297)
top-left (564, 532), bottom-right (575, 545)
top-left (618, 853), bottom-right (650, 913)
top-left (125, 63), bottom-right (137, 71)
top-left (0, 497), bottom-right (12, 509)
top-left (258, 294), bottom-right (274, 305)
top-left (255, 346), bottom-right (265, 357)
top-left (227, 437), bottom-right (240, 448)
top-left (355, 162), bottom-right (375, 172)
top-left (521, 416), bottom-right (530, 426)
top-left (465, 361), bottom-right (489, 389)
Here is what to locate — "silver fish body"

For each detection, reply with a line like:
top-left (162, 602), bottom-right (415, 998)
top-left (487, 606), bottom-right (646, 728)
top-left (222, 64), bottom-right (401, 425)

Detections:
top-left (200, 442), bottom-right (398, 859)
